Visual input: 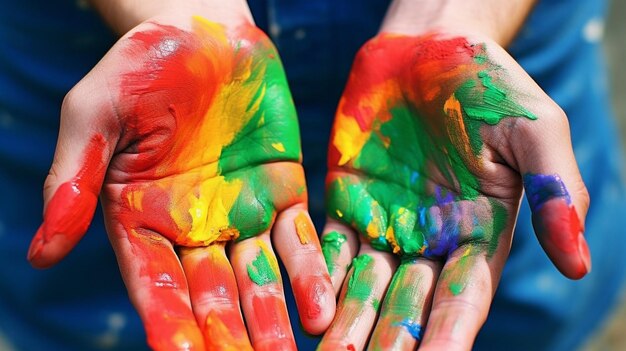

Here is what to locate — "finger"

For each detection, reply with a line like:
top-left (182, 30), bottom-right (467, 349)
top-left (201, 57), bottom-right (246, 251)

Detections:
top-left (509, 106), bottom-right (591, 279)
top-left (368, 258), bottom-right (441, 350)
top-left (28, 85), bottom-right (118, 268)
top-left (108, 227), bottom-right (204, 350)
top-left (179, 244), bottom-right (253, 350)
top-left (272, 207), bottom-right (336, 334)
top-left (419, 244), bottom-right (504, 351)
top-left (230, 234), bottom-right (297, 351)
top-left (318, 247), bottom-right (397, 351)
top-left (320, 218), bottom-right (360, 295)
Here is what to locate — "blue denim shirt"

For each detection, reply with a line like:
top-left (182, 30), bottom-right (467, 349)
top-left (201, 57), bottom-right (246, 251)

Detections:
top-left (1, 1), bottom-right (624, 350)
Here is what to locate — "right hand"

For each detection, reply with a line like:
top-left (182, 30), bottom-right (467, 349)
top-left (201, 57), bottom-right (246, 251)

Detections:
top-left (28, 12), bottom-right (335, 350)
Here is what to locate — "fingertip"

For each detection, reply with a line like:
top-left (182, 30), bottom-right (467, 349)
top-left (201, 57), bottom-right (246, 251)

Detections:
top-left (27, 226), bottom-right (70, 269)
top-left (532, 200), bottom-right (591, 279)
top-left (292, 274), bottom-right (336, 335)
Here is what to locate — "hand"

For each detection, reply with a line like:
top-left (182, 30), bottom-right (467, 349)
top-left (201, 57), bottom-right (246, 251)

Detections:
top-left (318, 31), bottom-right (590, 350)
top-left (27, 12), bottom-right (335, 351)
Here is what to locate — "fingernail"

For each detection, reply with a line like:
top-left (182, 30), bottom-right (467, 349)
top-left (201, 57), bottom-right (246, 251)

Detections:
top-left (578, 233), bottom-right (591, 273)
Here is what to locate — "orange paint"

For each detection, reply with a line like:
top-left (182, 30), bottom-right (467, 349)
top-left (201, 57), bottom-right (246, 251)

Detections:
top-left (294, 211), bottom-right (314, 245)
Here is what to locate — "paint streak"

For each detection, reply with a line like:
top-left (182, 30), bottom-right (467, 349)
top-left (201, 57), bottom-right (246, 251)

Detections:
top-left (524, 173), bottom-right (572, 211)
top-left (346, 254), bottom-right (376, 303)
top-left (28, 134), bottom-right (108, 267)
top-left (398, 319), bottom-right (423, 340)
top-left (126, 228), bottom-right (205, 350)
top-left (250, 295), bottom-right (296, 350)
top-left (247, 240), bottom-right (280, 286)
top-left (368, 261), bottom-right (424, 350)
top-left (294, 211), bottom-right (314, 245)
top-left (321, 231), bottom-right (347, 275)
top-left (180, 245), bottom-right (252, 349)
top-left (205, 310), bottom-right (253, 351)
top-left (442, 246), bottom-right (477, 296)
top-left (326, 33), bottom-right (534, 260)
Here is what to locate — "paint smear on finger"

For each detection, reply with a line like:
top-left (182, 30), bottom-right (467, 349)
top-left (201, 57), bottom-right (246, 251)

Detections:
top-left (321, 231), bottom-right (347, 275)
top-left (524, 173), bottom-right (590, 276)
top-left (294, 211), bottom-right (315, 245)
top-left (246, 240), bottom-right (280, 286)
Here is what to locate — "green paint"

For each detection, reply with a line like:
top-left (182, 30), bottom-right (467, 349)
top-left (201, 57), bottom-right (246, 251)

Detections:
top-left (327, 38), bottom-right (532, 262)
top-left (383, 262), bottom-right (423, 317)
top-left (449, 282), bottom-right (464, 296)
top-left (487, 199), bottom-right (508, 257)
top-left (321, 231), bottom-right (347, 275)
top-left (346, 254), bottom-right (375, 303)
top-left (218, 40), bottom-right (302, 240)
top-left (246, 247), bottom-right (278, 286)
top-left (456, 71), bottom-right (536, 125)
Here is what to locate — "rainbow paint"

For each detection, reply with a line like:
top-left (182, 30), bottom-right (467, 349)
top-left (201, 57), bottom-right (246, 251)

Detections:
top-left (114, 17), bottom-right (305, 248)
top-left (326, 34), bottom-right (535, 262)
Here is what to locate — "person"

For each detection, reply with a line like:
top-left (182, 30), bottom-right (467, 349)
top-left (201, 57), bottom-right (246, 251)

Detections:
top-left (0, 1), bottom-right (624, 351)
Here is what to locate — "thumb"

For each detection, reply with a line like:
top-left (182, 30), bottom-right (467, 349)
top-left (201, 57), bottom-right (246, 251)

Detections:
top-left (28, 86), bottom-right (117, 268)
top-left (510, 105), bottom-right (591, 280)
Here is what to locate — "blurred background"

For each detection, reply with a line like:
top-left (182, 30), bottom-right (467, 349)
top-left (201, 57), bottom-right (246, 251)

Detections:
top-left (583, 0), bottom-right (626, 350)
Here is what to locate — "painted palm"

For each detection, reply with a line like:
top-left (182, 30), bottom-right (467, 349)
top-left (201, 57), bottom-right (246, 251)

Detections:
top-left (326, 34), bottom-right (535, 261)
top-left (29, 17), bottom-right (319, 350)
top-left (106, 18), bottom-right (305, 246)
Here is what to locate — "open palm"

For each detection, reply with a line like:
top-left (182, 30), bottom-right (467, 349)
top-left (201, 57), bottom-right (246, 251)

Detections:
top-left (29, 16), bottom-right (334, 351)
top-left (319, 33), bottom-right (590, 350)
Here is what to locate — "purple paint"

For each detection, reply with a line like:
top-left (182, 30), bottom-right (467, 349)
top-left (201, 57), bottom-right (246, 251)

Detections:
top-left (523, 173), bottom-right (572, 212)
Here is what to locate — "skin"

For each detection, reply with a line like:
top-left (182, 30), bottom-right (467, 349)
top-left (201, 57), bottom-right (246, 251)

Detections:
top-left (319, 7), bottom-right (591, 350)
top-left (28, 11), bottom-right (334, 351)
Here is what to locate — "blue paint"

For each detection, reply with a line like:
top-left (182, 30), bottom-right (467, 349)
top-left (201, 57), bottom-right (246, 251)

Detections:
top-left (523, 173), bottom-right (572, 212)
top-left (397, 319), bottom-right (424, 340)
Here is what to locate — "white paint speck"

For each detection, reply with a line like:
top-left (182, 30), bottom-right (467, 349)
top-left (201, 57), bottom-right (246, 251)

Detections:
top-left (583, 17), bottom-right (604, 43)
top-left (156, 39), bottom-right (178, 58)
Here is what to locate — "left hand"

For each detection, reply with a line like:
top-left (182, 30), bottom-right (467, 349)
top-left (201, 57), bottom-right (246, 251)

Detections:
top-left (317, 31), bottom-right (590, 350)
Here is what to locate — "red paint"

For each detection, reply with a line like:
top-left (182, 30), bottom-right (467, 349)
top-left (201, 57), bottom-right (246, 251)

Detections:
top-left (181, 246), bottom-right (252, 348)
top-left (328, 34), bottom-right (482, 169)
top-left (28, 134), bottom-right (108, 268)
top-left (125, 229), bottom-right (204, 350)
top-left (250, 295), bottom-right (297, 351)
top-left (347, 344), bottom-right (356, 351)
top-left (292, 276), bottom-right (329, 322)
top-left (534, 199), bottom-right (590, 278)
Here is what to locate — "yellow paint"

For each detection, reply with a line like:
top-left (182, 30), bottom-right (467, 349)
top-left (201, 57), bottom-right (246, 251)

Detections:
top-left (271, 142), bottom-right (286, 152)
top-left (258, 239), bottom-right (280, 277)
top-left (126, 191), bottom-right (144, 212)
top-left (332, 81), bottom-right (401, 166)
top-left (385, 226), bottom-right (400, 254)
top-left (294, 211), bottom-right (314, 245)
top-left (205, 310), bottom-right (253, 351)
top-left (335, 209), bottom-right (344, 218)
top-left (444, 94), bottom-right (474, 160)
top-left (147, 19), bottom-right (272, 245)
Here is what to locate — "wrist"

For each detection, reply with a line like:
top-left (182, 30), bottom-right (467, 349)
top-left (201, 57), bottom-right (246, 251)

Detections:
top-left (89, 0), bottom-right (254, 35)
top-left (379, 0), bottom-right (535, 47)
